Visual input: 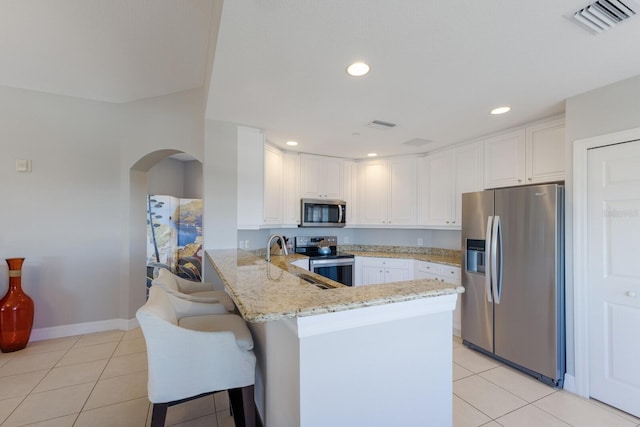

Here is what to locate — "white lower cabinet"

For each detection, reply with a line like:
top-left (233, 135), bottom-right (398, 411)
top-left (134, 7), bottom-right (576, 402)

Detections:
top-left (359, 257), bottom-right (410, 286)
top-left (414, 260), bottom-right (462, 336)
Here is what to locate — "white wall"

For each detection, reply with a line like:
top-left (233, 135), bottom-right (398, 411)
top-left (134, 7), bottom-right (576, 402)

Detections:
top-left (238, 228), bottom-right (461, 251)
top-left (203, 120), bottom-right (238, 250)
top-left (564, 74), bottom-right (640, 378)
top-left (147, 157), bottom-right (203, 199)
top-left (0, 85), bottom-right (206, 332)
top-left (0, 86), bottom-right (121, 328)
top-left (147, 157), bottom-right (186, 197)
top-left (183, 160), bottom-right (203, 199)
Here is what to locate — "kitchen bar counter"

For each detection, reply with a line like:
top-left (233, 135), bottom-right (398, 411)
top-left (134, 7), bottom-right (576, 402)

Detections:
top-left (205, 249), bottom-right (463, 323)
top-left (205, 248), bottom-right (461, 426)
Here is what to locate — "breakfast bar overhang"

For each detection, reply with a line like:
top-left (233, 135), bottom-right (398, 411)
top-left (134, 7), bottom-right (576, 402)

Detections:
top-left (206, 249), bottom-right (463, 427)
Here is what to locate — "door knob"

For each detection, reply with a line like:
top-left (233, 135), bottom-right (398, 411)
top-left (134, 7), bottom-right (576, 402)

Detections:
top-left (626, 291), bottom-right (637, 298)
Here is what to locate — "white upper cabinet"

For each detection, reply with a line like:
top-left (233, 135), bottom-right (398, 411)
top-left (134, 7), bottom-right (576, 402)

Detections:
top-left (282, 152), bottom-right (301, 227)
top-left (356, 157), bottom-right (417, 226)
top-left (237, 126), bottom-right (265, 230)
top-left (300, 154), bottom-right (344, 199)
top-left (420, 142), bottom-right (483, 228)
top-left (484, 129), bottom-right (527, 189)
top-left (484, 117), bottom-right (565, 189)
top-left (358, 159), bottom-right (388, 225)
top-left (420, 152), bottom-right (451, 226)
top-left (388, 157), bottom-right (418, 225)
top-left (343, 160), bottom-right (357, 226)
top-left (452, 142), bottom-right (484, 224)
top-left (263, 144), bottom-right (283, 225)
top-left (525, 118), bottom-right (565, 184)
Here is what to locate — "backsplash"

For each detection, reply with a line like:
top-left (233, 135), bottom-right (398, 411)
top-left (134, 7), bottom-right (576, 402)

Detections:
top-left (340, 245), bottom-right (461, 258)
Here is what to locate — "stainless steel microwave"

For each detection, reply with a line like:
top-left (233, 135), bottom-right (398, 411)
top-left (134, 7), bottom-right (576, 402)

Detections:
top-left (300, 199), bottom-right (346, 227)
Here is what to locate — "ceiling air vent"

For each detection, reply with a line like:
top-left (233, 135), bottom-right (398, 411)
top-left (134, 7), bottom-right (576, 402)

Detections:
top-left (402, 138), bottom-right (433, 147)
top-left (572, 0), bottom-right (637, 33)
top-left (367, 120), bottom-right (397, 130)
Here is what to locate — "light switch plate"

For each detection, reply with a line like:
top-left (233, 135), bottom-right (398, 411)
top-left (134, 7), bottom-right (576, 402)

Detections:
top-left (16, 159), bottom-right (31, 173)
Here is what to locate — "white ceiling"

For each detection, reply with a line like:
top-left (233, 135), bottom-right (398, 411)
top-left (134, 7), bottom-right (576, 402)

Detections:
top-left (206, 0), bottom-right (640, 158)
top-left (0, 0), bottom-right (214, 103)
top-left (3, 1), bottom-right (640, 159)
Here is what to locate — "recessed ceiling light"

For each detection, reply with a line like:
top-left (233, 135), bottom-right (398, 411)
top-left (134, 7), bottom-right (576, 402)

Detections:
top-left (367, 153), bottom-right (378, 157)
top-left (491, 106), bottom-right (511, 115)
top-left (347, 62), bottom-right (370, 77)
top-left (286, 141), bottom-right (298, 146)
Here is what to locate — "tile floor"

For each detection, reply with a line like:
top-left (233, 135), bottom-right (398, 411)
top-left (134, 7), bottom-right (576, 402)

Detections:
top-left (0, 330), bottom-right (638, 426)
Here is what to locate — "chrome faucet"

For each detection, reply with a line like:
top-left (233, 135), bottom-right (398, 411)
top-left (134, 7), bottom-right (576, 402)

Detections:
top-left (266, 234), bottom-right (288, 262)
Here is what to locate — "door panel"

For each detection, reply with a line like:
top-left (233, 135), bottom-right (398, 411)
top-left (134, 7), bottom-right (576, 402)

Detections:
top-left (461, 191), bottom-right (494, 353)
top-left (493, 185), bottom-right (563, 382)
top-left (588, 140), bottom-right (640, 417)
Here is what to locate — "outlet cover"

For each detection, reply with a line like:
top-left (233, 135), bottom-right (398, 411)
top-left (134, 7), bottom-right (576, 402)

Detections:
top-left (417, 238), bottom-right (423, 246)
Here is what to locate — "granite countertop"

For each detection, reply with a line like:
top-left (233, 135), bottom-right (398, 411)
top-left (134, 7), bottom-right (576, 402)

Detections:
top-left (341, 247), bottom-right (461, 267)
top-left (206, 249), bottom-right (464, 323)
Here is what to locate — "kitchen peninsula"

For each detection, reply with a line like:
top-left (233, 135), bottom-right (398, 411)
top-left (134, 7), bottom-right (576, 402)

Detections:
top-left (206, 249), bottom-right (464, 427)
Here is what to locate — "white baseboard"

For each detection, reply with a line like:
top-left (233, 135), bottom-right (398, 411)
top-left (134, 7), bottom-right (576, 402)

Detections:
top-left (563, 373), bottom-right (576, 394)
top-left (30, 318), bottom-right (139, 342)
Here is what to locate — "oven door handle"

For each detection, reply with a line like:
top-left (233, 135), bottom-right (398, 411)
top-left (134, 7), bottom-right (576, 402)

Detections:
top-left (310, 258), bottom-right (354, 267)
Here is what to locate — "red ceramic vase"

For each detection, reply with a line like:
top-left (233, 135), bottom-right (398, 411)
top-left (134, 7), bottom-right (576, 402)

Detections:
top-left (0, 258), bottom-right (34, 352)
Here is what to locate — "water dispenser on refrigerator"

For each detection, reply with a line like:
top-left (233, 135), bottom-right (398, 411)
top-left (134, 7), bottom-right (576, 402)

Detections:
top-left (466, 239), bottom-right (485, 273)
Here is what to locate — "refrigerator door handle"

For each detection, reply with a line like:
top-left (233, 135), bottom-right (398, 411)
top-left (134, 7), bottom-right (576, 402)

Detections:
top-left (492, 215), bottom-right (503, 304)
top-left (485, 216), bottom-right (494, 303)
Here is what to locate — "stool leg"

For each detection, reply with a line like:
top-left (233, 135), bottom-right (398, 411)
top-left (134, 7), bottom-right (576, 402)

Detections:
top-left (242, 385), bottom-right (255, 427)
top-left (151, 403), bottom-right (168, 427)
top-left (229, 386), bottom-right (256, 427)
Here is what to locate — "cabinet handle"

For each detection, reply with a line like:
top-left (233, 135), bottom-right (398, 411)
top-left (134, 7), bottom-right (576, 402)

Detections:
top-left (518, 179), bottom-right (522, 183)
top-left (528, 177), bottom-right (532, 181)
top-left (627, 291), bottom-right (637, 298)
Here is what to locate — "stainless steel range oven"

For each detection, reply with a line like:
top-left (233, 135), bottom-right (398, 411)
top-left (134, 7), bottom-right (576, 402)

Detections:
top-left (294, 236), bottom-right (354, 286)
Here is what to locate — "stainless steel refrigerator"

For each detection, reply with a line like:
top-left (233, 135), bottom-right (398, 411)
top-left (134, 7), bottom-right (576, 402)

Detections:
top-left (461, 184), bottom-right (565, 387)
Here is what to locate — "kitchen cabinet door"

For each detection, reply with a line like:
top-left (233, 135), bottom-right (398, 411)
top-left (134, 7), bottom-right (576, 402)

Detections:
top-left (357, 159), bottom-right (388, 225)
top-left (283, 152), bottom-right (301, 226)
top-left (421, 152), bottom-right (452, 226)
top-left (343, 160), bottom-right (357, 226)
top-left (525, 118), bottom-right (565, 184)
top-left (388, 157), bottom-right (418, 225)
top-left (484, 129), bottom-right (526, 189)
top-left (452, 142), bottom-right (484, 225)
top-left (356, 157), bottom-right (417, 226)
top-left (483, 117), bottom-right (565, 189)
top-left (361, 266), bottom-right (385, 286)
top-left (385, 267), bottom-right (410, 283)
top-left (300, 154), bottom-right (344, 199)
top-left (361, 257), bottom-right (410, 284)
top-left (263, 145), bottom-right (283, 225)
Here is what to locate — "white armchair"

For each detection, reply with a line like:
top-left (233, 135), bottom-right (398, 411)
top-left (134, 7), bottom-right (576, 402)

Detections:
top-left (136, 286), bottom-right (256, 427)
top-left (151, 268), bottom-right (236, 312)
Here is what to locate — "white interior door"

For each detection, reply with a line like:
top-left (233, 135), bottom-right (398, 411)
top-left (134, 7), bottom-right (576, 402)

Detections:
top-left (587, 140), bottom-right (640, 417)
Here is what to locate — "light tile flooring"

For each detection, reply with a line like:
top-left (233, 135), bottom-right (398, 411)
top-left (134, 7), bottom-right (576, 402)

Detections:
top-left (0, 330), bottom-right (638, 426)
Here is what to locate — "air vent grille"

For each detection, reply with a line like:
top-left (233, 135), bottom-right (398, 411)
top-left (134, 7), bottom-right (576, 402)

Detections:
top-left (572, 0), bottom-right (637, 33)
top-left (402, 138), bottom-right (433, 147)
top-left (367, 120), bottom-right (397, 129)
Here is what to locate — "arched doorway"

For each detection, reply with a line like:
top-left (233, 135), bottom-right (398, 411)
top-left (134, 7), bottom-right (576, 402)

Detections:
top-left (126, 150), bottom-right (203, 318)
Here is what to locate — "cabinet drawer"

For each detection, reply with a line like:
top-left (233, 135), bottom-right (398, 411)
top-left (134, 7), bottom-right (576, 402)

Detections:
top-left (361, 257), bottom-right (409, 269)
top-left (414, 261), bottom-right (443, 275)
top-left (441, 266), bottom-right (461, 283)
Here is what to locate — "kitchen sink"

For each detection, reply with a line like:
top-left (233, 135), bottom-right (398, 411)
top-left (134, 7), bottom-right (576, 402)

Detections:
top-left (297, 273), bottom-right (334, 290)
